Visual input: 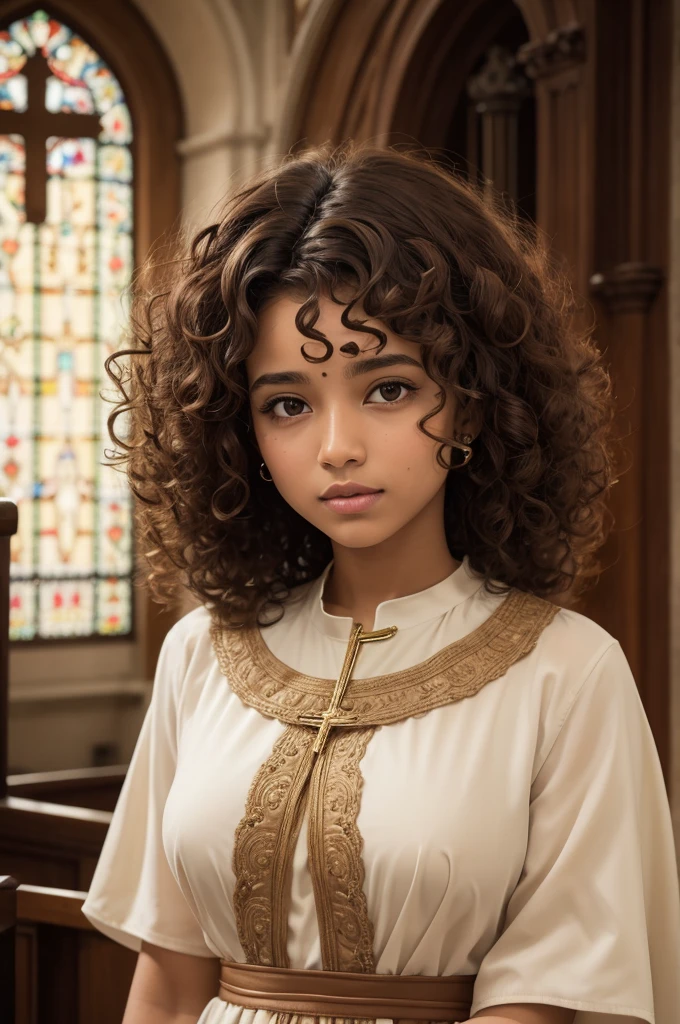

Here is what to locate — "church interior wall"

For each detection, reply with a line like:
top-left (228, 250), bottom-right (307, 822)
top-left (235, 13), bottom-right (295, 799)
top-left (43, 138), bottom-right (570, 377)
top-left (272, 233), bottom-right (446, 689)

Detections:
top-left (5, 0), bottom-right (680, 875)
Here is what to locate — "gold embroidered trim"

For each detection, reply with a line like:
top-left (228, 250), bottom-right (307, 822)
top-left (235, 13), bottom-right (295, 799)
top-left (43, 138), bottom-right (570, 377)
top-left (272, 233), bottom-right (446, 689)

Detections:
top-left (308, 726), bottom-right (378, 973)
top-left (210, 589), bottom-right (559, 726)
top-left (232, 723), bottom-right (316, 967)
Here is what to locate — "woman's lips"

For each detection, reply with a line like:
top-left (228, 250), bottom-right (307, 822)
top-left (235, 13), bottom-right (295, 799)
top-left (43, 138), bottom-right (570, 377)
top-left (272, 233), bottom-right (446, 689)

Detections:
top-left (320, 491), bottom-right (384, 513)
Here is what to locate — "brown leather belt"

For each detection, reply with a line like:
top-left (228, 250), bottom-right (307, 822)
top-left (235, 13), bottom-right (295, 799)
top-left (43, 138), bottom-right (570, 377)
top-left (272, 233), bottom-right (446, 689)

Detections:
top-left (218, 960), bottom-right (476, 1021)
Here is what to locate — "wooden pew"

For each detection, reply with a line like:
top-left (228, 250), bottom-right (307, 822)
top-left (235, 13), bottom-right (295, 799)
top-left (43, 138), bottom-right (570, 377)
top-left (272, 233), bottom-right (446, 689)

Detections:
top-left (0, 499), bottom-right (115, 889)
top-left (16, 879), bottom-right (137, 1024)
top-left (1, 873), bottom-right (137, 1024)
top-left (0, 501), bottom-right (137, 1017)
top-left (0, 795), bottom-right (111, 891)
top-left (6, 766), bottom-right (126, 812)
top-left (0, 497), bottom-right (126, 813)
top-left (0, 504), bottom-right (123, 902)
top-left (1, 875), bottom-right (17, 1024)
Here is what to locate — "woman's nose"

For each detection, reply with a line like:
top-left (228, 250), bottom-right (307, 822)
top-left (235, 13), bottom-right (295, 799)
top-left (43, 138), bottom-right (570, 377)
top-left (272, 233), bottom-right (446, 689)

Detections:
top-left (316, 407), bottom-right (367, 468)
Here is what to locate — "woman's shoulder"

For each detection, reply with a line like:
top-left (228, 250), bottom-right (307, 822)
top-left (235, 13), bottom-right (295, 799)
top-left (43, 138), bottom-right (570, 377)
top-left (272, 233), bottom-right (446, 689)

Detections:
top-left (166, 603), bottom-right (213, 643)
top-left (519, 593), bottom-right (633, 728)
top-left (157, 605), bottom-right (217, 677)
top-left (502, 594), bottom-right (638, 782)
top-left (534, 597), bottom-right (620, 673)
top-left (163, 578), bottom-right (317, 655)
top-left (480, 581), bottom-right (620, 681)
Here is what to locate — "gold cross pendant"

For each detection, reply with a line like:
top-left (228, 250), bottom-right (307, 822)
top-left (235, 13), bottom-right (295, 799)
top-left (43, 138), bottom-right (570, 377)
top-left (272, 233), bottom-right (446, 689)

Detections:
top-left (297, 622), bottom-right (398, 755)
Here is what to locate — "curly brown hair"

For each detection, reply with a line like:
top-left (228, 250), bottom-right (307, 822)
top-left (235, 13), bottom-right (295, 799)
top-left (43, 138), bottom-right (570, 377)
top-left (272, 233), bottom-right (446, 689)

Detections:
top-left (105, 141), bottom-right (616, 629)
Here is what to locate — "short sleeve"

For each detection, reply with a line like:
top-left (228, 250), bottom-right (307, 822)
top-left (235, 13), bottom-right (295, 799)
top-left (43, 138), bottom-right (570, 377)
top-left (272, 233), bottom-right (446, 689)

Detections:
top-left (470, 641), bottom-right (680, 1024)
top-left (81, 619), bottom-right (215, 957)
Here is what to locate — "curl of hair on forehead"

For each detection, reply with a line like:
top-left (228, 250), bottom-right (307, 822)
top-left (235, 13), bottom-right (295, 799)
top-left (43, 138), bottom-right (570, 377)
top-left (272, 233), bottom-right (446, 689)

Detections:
top-left (104, 141), bottom-right (616, 629)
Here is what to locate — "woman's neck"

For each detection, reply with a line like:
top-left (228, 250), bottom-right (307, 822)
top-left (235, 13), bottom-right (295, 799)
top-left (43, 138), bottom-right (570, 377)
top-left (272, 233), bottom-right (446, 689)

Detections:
top-left (322, 540), bottom-right (459, 630)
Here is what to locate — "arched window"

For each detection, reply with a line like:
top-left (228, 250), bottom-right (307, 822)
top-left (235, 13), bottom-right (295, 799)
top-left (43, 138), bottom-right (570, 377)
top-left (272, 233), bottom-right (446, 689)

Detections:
top-left (0, 8), bottom-right (134, 640)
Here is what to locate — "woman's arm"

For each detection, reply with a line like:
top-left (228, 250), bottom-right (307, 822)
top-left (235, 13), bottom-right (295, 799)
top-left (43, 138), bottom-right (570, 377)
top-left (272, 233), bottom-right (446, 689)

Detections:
top-left (122, 941), bottom-right (221, 1024)
top-left (469, 1005), bottom-right (648, 1024)
top-left (469, 1004), bottom-right (575, 1023)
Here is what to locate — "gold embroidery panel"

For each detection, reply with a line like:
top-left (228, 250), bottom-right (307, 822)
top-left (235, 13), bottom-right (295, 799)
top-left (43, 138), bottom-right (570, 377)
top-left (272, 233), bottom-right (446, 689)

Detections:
top-left (232, 723), bottom-right (316, 967)
top-left (308, 726), bottom-right (378, 973)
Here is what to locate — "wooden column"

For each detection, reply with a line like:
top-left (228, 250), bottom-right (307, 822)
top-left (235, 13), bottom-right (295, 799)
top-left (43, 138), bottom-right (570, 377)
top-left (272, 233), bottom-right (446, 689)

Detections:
top-left (467, 44), bottom-right (531, 204)
top-left (518, 1), bottom-right (672, 776)
top-left (589, 264), bottom-right (664, 686)
top-left (517, 22), bottom-right (589, 293)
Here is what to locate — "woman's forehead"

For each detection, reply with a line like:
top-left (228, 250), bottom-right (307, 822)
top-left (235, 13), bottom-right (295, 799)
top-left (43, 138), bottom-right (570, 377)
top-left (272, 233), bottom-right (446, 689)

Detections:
top-left (250, 292), bottom-right (413, 364)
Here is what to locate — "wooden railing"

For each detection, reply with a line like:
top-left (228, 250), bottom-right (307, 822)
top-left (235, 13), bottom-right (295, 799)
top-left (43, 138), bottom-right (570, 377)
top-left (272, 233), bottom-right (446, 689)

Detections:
top-left (0, 502), bottom-right (138, 1019)
top-left (0, 872), bottom-right (137, 1024)
top-left (0, 499), bottom-right (125, 891)
top-left (7, 766), bottom-right (127, 811)
top-left (0, 875), bottom-right (17, 1023)
top-left (0, 499), bottom-right (17, 803)
top-left (0, 795), bottom-right (111, 891)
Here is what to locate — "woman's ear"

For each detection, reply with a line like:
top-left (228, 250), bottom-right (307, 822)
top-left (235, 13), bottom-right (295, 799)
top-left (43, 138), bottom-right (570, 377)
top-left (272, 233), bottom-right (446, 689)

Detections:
top-left (456, 397), bottom-right (484, 441)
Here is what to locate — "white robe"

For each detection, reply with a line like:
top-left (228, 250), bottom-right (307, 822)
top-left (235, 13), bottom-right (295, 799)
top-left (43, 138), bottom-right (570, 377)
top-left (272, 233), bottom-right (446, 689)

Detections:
top-left (82, 557), bottom-right (680, 1023)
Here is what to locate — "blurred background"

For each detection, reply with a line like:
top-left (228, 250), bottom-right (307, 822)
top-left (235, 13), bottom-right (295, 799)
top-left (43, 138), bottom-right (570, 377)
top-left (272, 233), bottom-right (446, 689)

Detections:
top-left (0, 0), bottom-right (678, 847)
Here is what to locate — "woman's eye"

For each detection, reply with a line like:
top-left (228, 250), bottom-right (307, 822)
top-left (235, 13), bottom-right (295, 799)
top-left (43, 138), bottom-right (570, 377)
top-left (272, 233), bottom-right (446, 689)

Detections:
top-left (260, 380), bottom-right (418, 420)
top-left (367, 381), bottom-right (418, 404)
top-left (262, 396), bottom-right (310, 419)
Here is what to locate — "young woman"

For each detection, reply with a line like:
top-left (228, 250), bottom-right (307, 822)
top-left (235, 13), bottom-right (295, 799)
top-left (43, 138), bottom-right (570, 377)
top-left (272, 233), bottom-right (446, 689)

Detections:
top-left (82, 143), bottom-right (680, 1024)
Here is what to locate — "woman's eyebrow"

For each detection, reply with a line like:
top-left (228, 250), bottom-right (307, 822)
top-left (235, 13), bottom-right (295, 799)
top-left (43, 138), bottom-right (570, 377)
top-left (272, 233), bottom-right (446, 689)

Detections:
top-left (249, 354), bottom-right (424, 394)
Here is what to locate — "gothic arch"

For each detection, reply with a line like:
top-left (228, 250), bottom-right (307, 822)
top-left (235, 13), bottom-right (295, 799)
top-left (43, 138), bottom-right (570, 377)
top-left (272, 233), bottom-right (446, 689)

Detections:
top-left (278, 0), bottom-right (543, 151)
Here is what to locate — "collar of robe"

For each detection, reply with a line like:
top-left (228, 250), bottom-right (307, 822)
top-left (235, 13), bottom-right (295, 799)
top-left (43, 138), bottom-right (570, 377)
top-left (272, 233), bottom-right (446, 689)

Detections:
top-left (308, 555), bottom-right (487, 639)
top-left (210, 587), bottom-right (559, 727)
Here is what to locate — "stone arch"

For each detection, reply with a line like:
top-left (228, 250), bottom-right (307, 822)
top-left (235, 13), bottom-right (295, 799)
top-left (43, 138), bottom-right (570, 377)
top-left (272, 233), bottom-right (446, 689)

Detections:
top-left (134, 0), bottom-right (268, 225)
top-left (135, 0), bottom-right (260, 151)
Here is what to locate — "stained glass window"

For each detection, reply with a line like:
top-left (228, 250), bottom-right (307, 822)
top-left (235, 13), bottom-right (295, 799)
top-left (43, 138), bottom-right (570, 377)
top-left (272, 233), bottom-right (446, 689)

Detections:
top-left (0, 9), bottom-right (134, 640)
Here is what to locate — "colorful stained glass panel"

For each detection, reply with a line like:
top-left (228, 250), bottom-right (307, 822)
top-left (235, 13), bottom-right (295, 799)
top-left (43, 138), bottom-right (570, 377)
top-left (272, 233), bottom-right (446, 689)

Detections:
top-left (0, 73), bottom-right (27, 111)
top-left (0, 9), bottom-right (135, 640)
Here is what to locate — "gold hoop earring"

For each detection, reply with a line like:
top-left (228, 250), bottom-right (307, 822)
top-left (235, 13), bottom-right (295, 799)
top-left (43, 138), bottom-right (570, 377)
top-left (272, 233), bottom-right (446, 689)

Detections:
top-left (448, 433), bottom-right (474, 469)
top-left (259, 461), bottom-right (273, 482)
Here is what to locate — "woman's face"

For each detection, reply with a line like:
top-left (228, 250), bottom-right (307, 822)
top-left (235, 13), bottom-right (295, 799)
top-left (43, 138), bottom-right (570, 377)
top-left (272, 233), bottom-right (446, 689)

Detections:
top-left (246, 292), bottom-right (458, 550)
